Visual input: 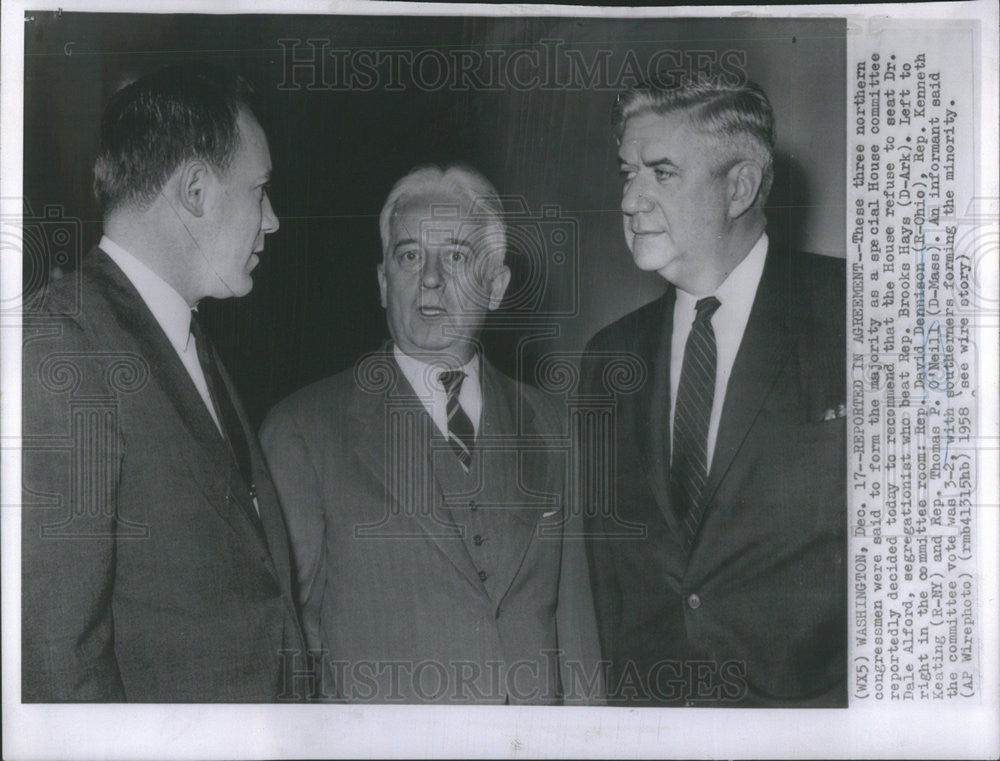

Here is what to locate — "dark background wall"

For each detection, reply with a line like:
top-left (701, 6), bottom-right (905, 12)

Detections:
top-left (23, 12), bottom-right (845, 426)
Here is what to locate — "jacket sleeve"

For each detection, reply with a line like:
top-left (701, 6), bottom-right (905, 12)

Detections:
top-left (557, 502), bottom-right (608, 705)
top-left (575, 334), bottom-right (625, 694)
top-left (21, 322), bottom-right (126, 701)
top-left (259, 403), bottom-right (327, 654)
top-left (531, 380), bottom-right (607, 705)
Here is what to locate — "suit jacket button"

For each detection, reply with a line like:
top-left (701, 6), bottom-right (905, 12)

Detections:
top-left (687, 593), bottom-right (701, 610)
top-left (469, 500), bottom-right (478, 512)
top-left (478, 570), bottom-right (488, 582)
top-left (473, 534), bottom-right (484, 546)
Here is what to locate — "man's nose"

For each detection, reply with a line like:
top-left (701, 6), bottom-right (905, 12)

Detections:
top-left (261, 193), bottom-right (280, 235)
top-left (420, 251), bottom-right (444, 288)
top-left (621, 177), bottom-right (652, 216)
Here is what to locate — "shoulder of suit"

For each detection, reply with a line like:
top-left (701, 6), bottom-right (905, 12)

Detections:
top-left (23, 265), bottom-right (110, 354)
top-left (262, 365), bottom-right (359, 432)
top-left (783, 252), bottom-right (847, 416)
top-left (260, 369), bottom-right (372, 444)
top-left (786, 251), bottom-right (846, 341)
top-left (790, 251), bottom-right (846, 304)
top-left (584, 291), bottom-right (669, 355)
top-left (25, 258), bottom-right (103, 330)
top-left (481, 359), bottom-right (564, 435)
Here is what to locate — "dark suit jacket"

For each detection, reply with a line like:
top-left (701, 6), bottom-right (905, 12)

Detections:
top-left (581, 245), bottom-right (847, 707)
top-left (22, 248), bottom-right (305, 702)
top-left (260, 347), bottom-right (604, 704)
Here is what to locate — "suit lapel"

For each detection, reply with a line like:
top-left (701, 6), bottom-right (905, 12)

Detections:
top-left (88, 249), bottom-right (271, 558)
top-left (91, 250), bottom-right (227, 454)
top-left (701, 245), bottom-right (794, 512)
top-left (213, 356), bottom-right (285, 559)
top-left (480, 360), bottom-right (549, 604)
top-left (348, 348), bottom-right (483, 591)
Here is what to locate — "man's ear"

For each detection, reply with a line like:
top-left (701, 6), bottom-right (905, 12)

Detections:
top-left (377, 261), bottom-right (388, 309)
top-left (176, 160), bottom-right (210, 217)
top-left (487, 265), bottom-right (511, 311)
top-left (727, 160), bottom-right (763, 219)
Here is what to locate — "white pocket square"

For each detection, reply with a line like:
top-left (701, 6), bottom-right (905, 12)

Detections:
top-left (823, 403), bottom-right (847, 421)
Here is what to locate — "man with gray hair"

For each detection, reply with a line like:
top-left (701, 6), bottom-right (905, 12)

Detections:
top-left (581, 77), bottom-right (846, 706)
top-left (261, 164), bottom-right (603, 704)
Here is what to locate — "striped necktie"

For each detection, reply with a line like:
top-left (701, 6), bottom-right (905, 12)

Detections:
top-left (189, 314), bottom-right (263, 535)
top-left (670, 295), bottom-right (722, 548)
top-left (439, 369), bottom-right (474, 471)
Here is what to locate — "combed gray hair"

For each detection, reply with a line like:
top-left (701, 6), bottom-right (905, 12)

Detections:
top-left (379, 164), bottom-right (507, 271)
top-left (613, 76), bottom-right (776, 202)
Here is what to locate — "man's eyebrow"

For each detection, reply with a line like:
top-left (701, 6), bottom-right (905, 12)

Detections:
top-left (409, 232), bottom-right (477, 249)
top-left (392, 237), bottom-right (418, 251)
top-left (618, 152), bottom-right (679, 169)
top-left (255, 171), bottom-right (271, 183)
top-left (644, 157), bottom-right (677, 168)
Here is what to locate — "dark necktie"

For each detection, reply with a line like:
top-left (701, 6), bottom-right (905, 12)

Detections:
top-left (439, 370), bottom-right (475, 471)
top-left (189, 315), bottom-right (262, 531)
top-left (670, 296), bottom-right (722, 548)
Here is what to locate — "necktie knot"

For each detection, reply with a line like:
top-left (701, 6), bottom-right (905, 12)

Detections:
top-left (189, 314), bottom-right (212, 371)
top-left (439, 370), bottom-right (467, 399)
top-left (694, 296), bottom-right (721, 323)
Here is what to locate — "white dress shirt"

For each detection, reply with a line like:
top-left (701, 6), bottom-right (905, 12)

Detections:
top-left (393, 345), bottom-right (482, 441)
top-left (670, 233), bottom-right (768, 472)
top-left (100, 235), bottom-right (223, 435)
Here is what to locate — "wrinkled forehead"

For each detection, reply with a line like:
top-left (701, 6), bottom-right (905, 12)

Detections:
top-left (389, 192), bottom-right (488, 247)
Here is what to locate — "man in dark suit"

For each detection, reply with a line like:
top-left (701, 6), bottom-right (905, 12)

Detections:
top-left (261, 164), bottom-right (603, 704)
top-left (22, 63), bottom-right (305, 701)
top-left (581, 78), bottom-right (846, 706)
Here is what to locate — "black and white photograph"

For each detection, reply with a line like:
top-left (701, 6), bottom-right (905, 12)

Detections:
top-left (2, 1), bottom-right (997, 758)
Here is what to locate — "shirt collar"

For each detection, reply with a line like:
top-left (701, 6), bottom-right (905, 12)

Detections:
top-left (675, 232), bottom-right (768, 314)
top-left (392, 344), bottom-right (480, 399)
top-left (99, 235), bottom-right (194, 355)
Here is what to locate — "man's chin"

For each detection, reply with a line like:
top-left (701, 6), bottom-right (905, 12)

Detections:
top-left (214, 275), bottom-right (253, 300)
top-left (396, 336), bottom-right (475, 366)
top-left (629, 242), bottom-right (673, 273)
top-left (233, 275), bottom-right (254, 298)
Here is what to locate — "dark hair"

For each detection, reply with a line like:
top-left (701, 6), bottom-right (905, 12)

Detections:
top-left (612, 75), bottom-right (776, 201)
top-left (93, 62), bottom-right (259, 214)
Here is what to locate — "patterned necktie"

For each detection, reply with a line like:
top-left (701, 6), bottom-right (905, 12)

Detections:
top-left (670, 295), bottom-right (722, 548)
top-left (439, 369), bottom-right (475, 471)
top-left (190, 314), bottom-right (262, 532)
